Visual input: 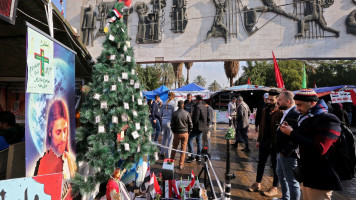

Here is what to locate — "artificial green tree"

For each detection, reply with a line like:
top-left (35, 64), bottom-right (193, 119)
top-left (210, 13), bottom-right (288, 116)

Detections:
top-left (72, 1), bottom-right (157, 195)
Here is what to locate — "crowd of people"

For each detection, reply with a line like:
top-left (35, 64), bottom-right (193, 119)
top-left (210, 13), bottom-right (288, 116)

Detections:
top-left (227, 89), bottom-right (350, 200)
top-left (148, 93), bottom-right (213, 170)
top-left (147, 88), bottom-right (353, 200)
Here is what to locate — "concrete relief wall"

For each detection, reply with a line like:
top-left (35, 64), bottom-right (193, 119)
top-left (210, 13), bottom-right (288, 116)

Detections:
top-left (66, 0), bottom-right (356, 62)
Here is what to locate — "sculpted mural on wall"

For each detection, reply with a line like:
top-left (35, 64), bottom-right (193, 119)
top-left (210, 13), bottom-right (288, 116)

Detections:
top-left (170, 0), bottom-right (188, 33)
top-left (206, 0), bottom-right (229, 43)
top-left (241, 0), bottom-right (340, 38)
top-left (81, 5), bottom-right (97, 46)
top-left (77, 0), bottom-right (354, 47)
top-left (346, 0), bottom-right (356, 35)
top-left (134, 0), bottom-right (166, 43)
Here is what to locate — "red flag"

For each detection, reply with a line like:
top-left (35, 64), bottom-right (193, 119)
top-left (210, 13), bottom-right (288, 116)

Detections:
top-left (152, 173), bottom-right (162, 195)
top-left (247, 77), bottom-right (251, 85)
top-left (272, 51), bottom-right (285, 88)
top-left (119, 0), bottom-right (132, 7)
top-left (185, 171), bottom-right (195, 192)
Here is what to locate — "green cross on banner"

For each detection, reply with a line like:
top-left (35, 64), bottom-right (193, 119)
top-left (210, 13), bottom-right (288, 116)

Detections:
top-left (34, 49), bottom-right (49, 76)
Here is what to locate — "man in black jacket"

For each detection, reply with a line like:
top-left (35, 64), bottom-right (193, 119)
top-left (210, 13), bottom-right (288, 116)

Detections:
top-left (150, 95), bottom-right (162, 141)
top-left (280, 89), bottom-right (342, 200)
top-left (275, 91), bottom-right (300, 200)
top-left (184, 93), bottom-right (194, 116)
top-left (170, 100), bottom-right (193, 170)
top-left (186, 95), bottom-right (210, 163)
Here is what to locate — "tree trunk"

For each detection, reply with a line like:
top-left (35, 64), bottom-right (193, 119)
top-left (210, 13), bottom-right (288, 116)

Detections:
top-left (186, 69), bottom-right (190, 85)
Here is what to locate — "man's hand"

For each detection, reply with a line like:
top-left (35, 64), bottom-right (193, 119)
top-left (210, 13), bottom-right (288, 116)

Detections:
top-left (153, 119), bottom-right (157, 124)
top-left (255, 142), bottom-right (260, 148)
top-left (280, 121), bottom-right (293, 136)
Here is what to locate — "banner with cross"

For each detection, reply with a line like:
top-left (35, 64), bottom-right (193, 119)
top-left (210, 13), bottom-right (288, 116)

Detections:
top-left (26, 26), bottom-right (54, 94)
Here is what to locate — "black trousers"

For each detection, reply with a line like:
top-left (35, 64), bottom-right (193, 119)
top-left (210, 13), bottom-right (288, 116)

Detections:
top-left (256, 140), bottom-right (279, 187)
top-left (235, 126), bottom-right (249, 148)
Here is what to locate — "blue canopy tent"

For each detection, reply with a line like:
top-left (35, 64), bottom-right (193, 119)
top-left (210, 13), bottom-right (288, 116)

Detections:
top-left (173, 83), bottom-right (211, 99)
top-left (142, 85), bottom-right (169, 102)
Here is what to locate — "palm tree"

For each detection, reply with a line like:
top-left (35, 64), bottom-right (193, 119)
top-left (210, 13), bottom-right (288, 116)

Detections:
top-left (209, 80), bottom-right (221, 92)
top-left (160, 63), bottom-right (175, 89)
top-left (184, 62), bottom-right (193, 85)
top-left (193, 75), bottom-right (207, 87)
top-left (172, 63), bottom-right (183, 88)
top-left (224, 61), bottom-right (239, 87)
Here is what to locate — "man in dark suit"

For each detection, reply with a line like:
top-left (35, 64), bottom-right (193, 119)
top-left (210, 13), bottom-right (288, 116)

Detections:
top-left (186, 95), bottom-right (210, 163)
top-left (275, 91), bottom-right (301, 200)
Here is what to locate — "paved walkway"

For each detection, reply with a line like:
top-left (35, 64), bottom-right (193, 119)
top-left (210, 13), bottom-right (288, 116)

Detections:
top-left (151, 124), bottom-right (356, 200)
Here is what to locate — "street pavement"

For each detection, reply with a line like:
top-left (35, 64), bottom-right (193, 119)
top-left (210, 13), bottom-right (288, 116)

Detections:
top-left (151, 123), bottom-right (356, 200)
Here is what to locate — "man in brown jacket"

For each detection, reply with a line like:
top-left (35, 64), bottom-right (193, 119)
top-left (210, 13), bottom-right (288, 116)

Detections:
top-left (248, 89), bottom-right (283, 197)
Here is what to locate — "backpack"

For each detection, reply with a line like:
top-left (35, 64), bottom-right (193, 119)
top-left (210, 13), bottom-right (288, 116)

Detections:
top-left (329, 123), bottom-right (356, 180)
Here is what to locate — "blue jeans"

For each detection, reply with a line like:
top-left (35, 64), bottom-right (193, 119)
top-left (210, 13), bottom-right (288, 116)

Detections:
top-left (160, 120), bottom-right (173, 158)
top-left (151, 118), bottom-right (161, 142)
top-left (276, 153), bottom-right (301, 200)
top-left (187, 131), bottom-right (202, 157)
top-left (348, 112), bottom-right (352, 125)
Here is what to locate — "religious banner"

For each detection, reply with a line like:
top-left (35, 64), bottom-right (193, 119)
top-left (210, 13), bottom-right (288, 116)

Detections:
top-left (0, 173), bottom-right (63, 200)
top-left (25, 23), bottom-right (77, 199)
top-left (26, 26), bottom-right (55, 94)
top-left (330, 92), bottom-right (353, 103)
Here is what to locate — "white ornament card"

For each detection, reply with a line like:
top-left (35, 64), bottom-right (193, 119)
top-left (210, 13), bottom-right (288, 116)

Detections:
top-left (131, 69), bottom-right (135, 75)
top-left (98, 125), bottom-right (105, 133)
top-left (124, 102), bottom-right (129, 109)
top-left (121, 114), bottom-right (128, 122)
top-left (95, 115), bottom-right (101, 123)
top-left (112, 116), bottom-right (118, 123)
top-left (94, 93), bottom-right (101, 100)
top-left (109, 34), bottom-right (115, 41)
top-left (138, 99), bottom-right (142, 105)
top-left (122, 72), bottom-right (128, 79)
top-left (118, 77), bottom-right (122, 82)
top-left (134, 83), bottom-right (140, 89)
top-left (130, 79), bottom-right (134, 85)
top-left (124, 143), bottom-right (130, 151)
top-left (132, 131), bottom-right (139, 139)
top-left (110, 55), bottom-right (116, 60)
top-left (137, 145), bottom-right (141, 152)
top-left (111, 85), bottom-right (117, 91)
top-left (126, 41), bottom-right (131, 47)
top-left (126, 56), bottom-right (131, 62)
top-left (104, 75), bottom-right (109, 82)
top-left (135, 123), bottom-right (141, 130)
top-left (133, 110), bottom-right (137, 116)
top-left (101, 101), bottom-right (108, 109)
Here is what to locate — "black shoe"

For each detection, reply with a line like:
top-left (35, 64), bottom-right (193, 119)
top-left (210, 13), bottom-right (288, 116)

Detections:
top-left (196, 156), bottom-right (201, 162)
top-left (231, 143), bottom-right (238, 148)
top-left (241, 148), bottom-right (250, 152)
top-left (186, 156), bottom-right (195, 163)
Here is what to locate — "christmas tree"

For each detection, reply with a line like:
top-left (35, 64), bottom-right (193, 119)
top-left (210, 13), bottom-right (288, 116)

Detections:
top-left (72, 0), bottom-right (157, 195)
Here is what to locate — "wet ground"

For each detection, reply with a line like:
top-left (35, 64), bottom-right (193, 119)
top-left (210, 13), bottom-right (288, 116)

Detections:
top-left (151, 124), bottom-right (356, 200)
